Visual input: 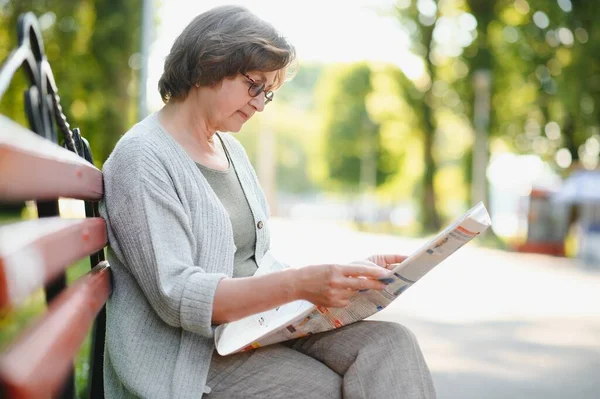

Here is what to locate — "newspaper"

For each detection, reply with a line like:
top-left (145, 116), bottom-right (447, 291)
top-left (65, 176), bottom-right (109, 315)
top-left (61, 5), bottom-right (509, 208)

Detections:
top-left (214, 202), bottom-right (492, 356)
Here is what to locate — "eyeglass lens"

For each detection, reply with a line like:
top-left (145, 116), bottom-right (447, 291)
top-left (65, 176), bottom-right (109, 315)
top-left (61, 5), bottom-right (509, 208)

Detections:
top-left (244, 73), bottom-right (273, 104)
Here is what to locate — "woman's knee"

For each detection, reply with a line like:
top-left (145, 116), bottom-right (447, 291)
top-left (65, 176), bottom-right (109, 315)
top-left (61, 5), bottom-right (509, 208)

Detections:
top-left (369, 321), bottom-right (419, 347)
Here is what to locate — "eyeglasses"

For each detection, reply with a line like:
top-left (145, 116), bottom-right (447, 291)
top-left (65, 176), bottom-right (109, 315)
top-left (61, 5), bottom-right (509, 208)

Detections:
top-left (241, 73), bottom-right (274, 105)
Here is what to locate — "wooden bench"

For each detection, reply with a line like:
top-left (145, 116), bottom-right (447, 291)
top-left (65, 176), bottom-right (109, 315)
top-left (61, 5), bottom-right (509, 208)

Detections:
top-left (0, 13), bottom-right (110, 399)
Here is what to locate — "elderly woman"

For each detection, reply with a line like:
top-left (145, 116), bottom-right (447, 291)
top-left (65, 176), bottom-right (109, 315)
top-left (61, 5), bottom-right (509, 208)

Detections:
top-left (100, 5), bottom-right (435, 399)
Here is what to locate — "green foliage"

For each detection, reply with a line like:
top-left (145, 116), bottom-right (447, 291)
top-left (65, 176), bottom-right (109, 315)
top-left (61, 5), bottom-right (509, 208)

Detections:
top-left (368, 65), bottom-right (423, 200)
top-left (233, 62), bottom-right (327, 195)
top-left (382, 0), bottom-right (600, 230)
top-left (276, 62), bottom-right (324, 111)
top-left (470, 0), bottom-right (600, 171)
top-left (2, 0), bottom-right (598, 236)
top-left (317, 63), bottom-right (396, 191)
top-left (392, 1), bottom-right (444, 231)
top-left (0, 291), bottom-right (46, 351)
top-left (0, 1), bottom-right (140, 394)
top-left (0, 0), bottom-right (142, 167)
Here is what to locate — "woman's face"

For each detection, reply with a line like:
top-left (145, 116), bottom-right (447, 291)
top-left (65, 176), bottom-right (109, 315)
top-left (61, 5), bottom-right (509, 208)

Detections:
top-left (211, 70), bottom-right (278, 133)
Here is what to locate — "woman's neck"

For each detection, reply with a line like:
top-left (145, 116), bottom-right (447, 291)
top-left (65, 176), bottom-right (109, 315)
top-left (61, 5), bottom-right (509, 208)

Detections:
top-left (159, 99), bottom-right (219, 151)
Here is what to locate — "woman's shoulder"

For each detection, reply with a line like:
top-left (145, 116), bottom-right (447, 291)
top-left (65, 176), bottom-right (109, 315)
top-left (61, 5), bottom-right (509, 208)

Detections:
top-left (104, 115), bottom-right (171, 169)
top-left (102, 115), bottom-right (176, 184)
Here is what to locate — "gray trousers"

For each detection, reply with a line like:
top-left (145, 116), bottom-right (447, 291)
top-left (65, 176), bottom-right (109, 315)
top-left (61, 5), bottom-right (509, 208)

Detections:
top-left (206, 321), bottom-right (436, 398)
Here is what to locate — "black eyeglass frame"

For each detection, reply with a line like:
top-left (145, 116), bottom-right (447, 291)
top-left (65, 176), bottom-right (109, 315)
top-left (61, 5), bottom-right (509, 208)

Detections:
top-left (241, 73), bottom-right (274, 104)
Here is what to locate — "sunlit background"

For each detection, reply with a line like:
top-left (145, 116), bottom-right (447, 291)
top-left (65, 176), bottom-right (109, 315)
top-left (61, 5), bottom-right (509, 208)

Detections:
top-left (1, 0), bottom-right (600, 398)
top-left (143, 0), bottom-right (600, 259)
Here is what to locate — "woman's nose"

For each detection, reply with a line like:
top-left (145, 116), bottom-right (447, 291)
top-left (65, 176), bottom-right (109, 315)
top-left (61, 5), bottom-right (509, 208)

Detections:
top-left (250, 94), bottom-right (266, 112)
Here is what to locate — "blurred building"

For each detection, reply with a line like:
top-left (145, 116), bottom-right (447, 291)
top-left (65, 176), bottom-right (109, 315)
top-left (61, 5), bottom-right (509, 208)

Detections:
top-left (553, 169), bottom-right (600, 264)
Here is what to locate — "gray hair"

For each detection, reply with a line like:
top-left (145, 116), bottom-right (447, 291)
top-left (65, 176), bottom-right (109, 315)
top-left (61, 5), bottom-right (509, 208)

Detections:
top-left (158, 5), bottom-right (296, 103)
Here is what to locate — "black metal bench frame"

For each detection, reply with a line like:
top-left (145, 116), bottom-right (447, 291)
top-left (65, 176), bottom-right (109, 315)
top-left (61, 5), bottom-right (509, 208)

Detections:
top-left (0, 12), bottom-right (107, 399)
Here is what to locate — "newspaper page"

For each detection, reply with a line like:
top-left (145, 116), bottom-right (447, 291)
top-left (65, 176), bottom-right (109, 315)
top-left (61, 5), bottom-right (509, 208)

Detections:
top-left (215, 202), bottom-right (492, 356)
top-left (213, 252), bottom-right (315, 355)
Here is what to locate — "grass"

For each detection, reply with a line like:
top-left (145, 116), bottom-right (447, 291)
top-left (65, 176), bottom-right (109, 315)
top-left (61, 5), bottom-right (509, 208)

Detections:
top-left (69, 258), bottom-right (96, 399)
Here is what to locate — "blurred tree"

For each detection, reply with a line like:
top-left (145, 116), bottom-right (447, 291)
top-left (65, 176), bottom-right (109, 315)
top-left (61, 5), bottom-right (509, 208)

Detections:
top-left (367, 65), bottom-right (418, 204)
top-left (0, 2), bottom-right (142, 395)
top-left (393, 0), bottom-right (442, 231)
top-left (0, 0), bottom-right (142, 167)
top-left (276, 62), bottom-right (324, 111)
top-left (88, 0), bottom-right (142, 163)
top-left (464, 0), bottom-right (496, 206)
top-left (235, 62), bottom-right (326, 195)
top-left (490, 0), bottom-right (599, 172)
top-left (538, 0), bottom-right (599, 170)
top-left (317, 63), bottom-right (395, 193)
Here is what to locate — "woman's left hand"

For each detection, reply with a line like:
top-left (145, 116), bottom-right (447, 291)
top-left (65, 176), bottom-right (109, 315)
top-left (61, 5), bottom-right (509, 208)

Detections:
top-left (352, 254), bottom-right (408, 271)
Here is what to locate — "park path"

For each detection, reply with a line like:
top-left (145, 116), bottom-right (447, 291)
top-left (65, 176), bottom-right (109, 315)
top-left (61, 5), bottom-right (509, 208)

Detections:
top-left (269, 218), bottom-right (600, 399)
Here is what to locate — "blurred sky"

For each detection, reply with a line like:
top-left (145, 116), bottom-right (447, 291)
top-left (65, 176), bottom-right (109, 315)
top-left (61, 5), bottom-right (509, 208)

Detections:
top-left (147, 0), bottom-right (423, 111)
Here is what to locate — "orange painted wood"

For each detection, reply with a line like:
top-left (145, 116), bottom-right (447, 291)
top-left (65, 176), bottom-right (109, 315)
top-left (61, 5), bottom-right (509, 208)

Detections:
top-left (0, 257), bottom-right (7, 309)
top-left (0, 217), bottom-right (107, 309)
top-left (0, 263), bottom-right (111, 399)
top-left (0, 115), bottom-right (103, 201)
top-left (516, 241), bottom-right (565, 256)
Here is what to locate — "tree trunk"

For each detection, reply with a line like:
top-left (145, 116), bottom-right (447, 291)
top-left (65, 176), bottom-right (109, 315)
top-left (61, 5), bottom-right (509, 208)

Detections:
top-left (471, 70), bottom-right (491, 206)
top-left (422, 95), bottom-right (441, 231)
top-left (420, 22), bottom-right (441, 232)
top-left (465, 0), bottom-right (495, 208)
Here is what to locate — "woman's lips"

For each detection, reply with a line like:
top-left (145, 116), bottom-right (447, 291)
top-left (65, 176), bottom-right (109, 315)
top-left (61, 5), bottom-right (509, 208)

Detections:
top-left (238, 111), bottom-right (249, 121)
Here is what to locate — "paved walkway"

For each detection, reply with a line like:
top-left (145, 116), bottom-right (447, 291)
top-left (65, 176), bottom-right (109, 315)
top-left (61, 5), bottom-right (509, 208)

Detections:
top-left (268, 218), bottom-right (600, 399)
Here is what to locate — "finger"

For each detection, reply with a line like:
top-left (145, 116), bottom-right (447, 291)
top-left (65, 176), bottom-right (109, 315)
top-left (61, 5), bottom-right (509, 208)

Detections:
top-left (370, 254), bottom-right (407, 268)
top-left (349, 259), bottom-right (380, 268)
top-left (339, 264), bottom-right (391, 279)
top-left (343, 277), bottom-right (387, 291)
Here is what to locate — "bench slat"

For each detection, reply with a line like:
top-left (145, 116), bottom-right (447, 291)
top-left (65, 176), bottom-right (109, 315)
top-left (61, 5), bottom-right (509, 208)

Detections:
top-left (0, 115), bottom-right (103, 201)
top-left (0, 262), bottom-right (111, 399)
top-left (0, 217), bottom-right (107, 309)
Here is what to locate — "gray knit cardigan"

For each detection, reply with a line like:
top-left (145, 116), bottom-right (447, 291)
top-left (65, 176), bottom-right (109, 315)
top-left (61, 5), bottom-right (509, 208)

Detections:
top-left (99, 113), bottom-right (270, 398)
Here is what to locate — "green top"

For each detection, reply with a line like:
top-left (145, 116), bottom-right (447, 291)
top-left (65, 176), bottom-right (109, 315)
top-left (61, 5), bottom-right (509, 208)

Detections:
top-left (196, 135), bottom-right (258, 278)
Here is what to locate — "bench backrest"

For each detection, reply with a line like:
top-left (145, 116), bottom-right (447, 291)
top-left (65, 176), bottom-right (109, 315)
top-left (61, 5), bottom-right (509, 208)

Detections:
top-left (0, 13), bottom-right (111, 399)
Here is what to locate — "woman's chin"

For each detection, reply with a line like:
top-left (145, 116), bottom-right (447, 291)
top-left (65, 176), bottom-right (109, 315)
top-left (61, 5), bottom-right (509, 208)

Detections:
top-left (221, 123), bottom-right (243, 133)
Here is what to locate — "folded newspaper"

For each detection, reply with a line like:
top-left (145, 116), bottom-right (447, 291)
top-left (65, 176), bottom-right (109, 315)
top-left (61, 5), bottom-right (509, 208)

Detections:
top-left (214, 202), bottom-right (492, 356)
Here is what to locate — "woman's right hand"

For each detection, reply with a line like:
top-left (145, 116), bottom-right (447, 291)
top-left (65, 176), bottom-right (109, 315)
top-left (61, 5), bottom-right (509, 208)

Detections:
top-left (292, 263), bottom-right (390, 308)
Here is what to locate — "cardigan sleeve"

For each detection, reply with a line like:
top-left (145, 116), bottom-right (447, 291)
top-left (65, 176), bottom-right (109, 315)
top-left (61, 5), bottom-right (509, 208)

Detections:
top-left (100, 136), bottom-right (226, 338)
